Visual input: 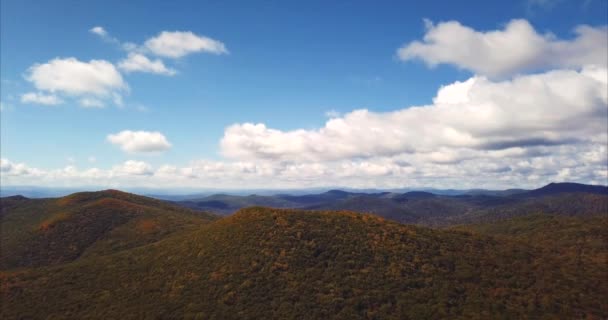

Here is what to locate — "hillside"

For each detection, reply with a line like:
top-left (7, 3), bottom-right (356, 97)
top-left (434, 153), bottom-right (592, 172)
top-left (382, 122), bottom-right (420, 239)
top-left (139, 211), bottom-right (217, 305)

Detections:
top-left (306, 195), bottom-right (419, 223)
top-left (0, 190), bottom-right (217, 269)
top-left (2, 207), bottom-right (606, 319)
top-left (453, 213), bottom-right (608, 313)
top-left (516, 182), bottom-right (608, 198)
top-left (442, 192), bottom-right (608, 226)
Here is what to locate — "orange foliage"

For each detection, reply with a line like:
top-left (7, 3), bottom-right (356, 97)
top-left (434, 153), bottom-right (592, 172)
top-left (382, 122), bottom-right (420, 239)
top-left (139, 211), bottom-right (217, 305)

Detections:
top-left (38, 212), bottom-right (70, 231)
top-left (136, 219), bottom-right (160, 234)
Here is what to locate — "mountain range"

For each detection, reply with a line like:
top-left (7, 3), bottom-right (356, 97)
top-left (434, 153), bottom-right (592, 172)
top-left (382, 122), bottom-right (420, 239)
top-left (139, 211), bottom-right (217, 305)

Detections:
top-left (173, 182), bottom-right (608, 224)
top-left (1, 182), bottom-right (606, 319)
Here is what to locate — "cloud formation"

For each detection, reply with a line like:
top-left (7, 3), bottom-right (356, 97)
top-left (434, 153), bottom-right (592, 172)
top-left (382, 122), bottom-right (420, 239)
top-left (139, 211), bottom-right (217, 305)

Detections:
top-left (398, 19), bottom-right (608, 77)
top-left (89, 26), bottom-right (108, 37)
top-left (2, 141), bottom-right (607, 190)
top-left (107, 130), bottom-right (172, 153)
top-left (118, 53), bottom-right (177, 76)
top-left (20, 92), bottom-right (63, 105)
top-left (1, 158), bottom-right (43, 177)
top-left (24, 57), bottom-right (127, 107)
top-left (144, 31), bottom-right (228, 58)
top-left (112, 160), bottom-right (154, 176)
top-left (5, 21), bottom-right (606, 190)
top-left (88, 27), bottom-right (227, 79)
top-left (221, 67), bottom-right (607, 162)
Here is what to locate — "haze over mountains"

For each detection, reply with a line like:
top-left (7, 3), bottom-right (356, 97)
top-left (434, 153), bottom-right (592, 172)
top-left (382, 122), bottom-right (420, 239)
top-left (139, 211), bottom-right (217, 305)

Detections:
top-left (173, 182), bottom-right (608, 223)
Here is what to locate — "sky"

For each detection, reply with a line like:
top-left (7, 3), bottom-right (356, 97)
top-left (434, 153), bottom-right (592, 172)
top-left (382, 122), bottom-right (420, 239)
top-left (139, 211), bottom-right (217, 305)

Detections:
top-left (1, 0), bottom-right (607, 190)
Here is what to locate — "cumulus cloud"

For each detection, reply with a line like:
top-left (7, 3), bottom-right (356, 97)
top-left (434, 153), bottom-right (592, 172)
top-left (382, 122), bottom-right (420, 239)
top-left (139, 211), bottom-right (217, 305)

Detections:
top-left (88, 28), bottom-right (226, 78)
top-left (0, 158), bottom-right (43, 177)
top-left (397, 19), bottom-right (608, 77)
top-left (111, 160), bottom-right (154, 176)
top-left (26, 57), bottom-right (126, 96)
top-left (6, 21), bottom-right (606, 190)
top-left (221, 67), bottom-right (607, 162)
top-left (2, 142), bottom-right (607, 189)
top-left (118, 53), bottom-right (176, 76)
top-left (107, 130), bottom-right (172, 153)
top-left (144, 31), bottom-right (228, 58)
top-left (89, 26), bottom-right (108, 37)
top-left (24, 57), bottom-right (127, 106)
top-left (20, 92), bottom-right (63, 105)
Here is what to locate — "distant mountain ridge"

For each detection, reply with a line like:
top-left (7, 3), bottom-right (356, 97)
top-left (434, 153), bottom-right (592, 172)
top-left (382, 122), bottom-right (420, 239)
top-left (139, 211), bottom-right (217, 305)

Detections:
top-left (517, 182), bottom-right (608, 197)
top-left (5, 183), bottom-right (603, 225)
top-left (172, 182), bottom-right (608, 224)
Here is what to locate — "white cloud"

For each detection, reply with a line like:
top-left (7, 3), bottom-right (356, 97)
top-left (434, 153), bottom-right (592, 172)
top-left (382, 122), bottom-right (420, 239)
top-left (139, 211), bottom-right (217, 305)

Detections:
top-left (89, 26), bottom-right (108, 37)
top-left (5, 19), bottom-right (607, 190)
top-left (79, 98), bottom-right (105, 108)
top-left (118, 53), bottom-right (176, 76)
top-left (397, 19), bottom-right (608, 77)
top-left (89, 26), bottom-right (121, 45)
top-left (89, 28), bottom-right (225, 78)
top-left (2, 142), bottom-right (607, 189)
top-left (25, 57), bottom-right (127, 107)
top-left (111, 160), bottom-right (154, 176)
top-left (144, 31), bottom-right (228, 58)
top-left (221, 67), bottom-right (607, 162)
top-left (26, 57), bottom-right (126, 96)
top-left (0, 158), bottom-right (43, 177)
top-left (20, 92), bottom-right (63, 105)
top-left (107, 130), bottom-right (172, 153)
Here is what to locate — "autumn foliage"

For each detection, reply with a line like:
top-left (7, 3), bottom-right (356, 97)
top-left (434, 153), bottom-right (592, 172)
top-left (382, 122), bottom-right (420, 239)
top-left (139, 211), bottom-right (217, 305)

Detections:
top-left (1, 195), bottom-right (606, 319)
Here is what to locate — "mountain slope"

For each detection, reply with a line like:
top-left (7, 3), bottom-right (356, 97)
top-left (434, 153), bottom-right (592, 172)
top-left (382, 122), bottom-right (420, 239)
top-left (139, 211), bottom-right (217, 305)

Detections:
top-left (2, 207), bottom-right (606, 319)
top-left (306, 196), bottom-right (419, 223)
top-left (453, 213), bottom-right (608, 314)
top-left (517, 182), bottom-right (608, 198)
top-left (443, 192), bottom-right (608, 225)
top-left (0, 190), bottom-right (217, 269)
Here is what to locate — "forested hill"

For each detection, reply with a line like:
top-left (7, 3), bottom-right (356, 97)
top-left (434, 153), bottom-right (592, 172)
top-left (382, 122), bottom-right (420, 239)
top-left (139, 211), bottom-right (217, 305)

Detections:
top-left (2, 206), bottom-right (606, 319)
top-left (0, 189), bottom-right (217, 270)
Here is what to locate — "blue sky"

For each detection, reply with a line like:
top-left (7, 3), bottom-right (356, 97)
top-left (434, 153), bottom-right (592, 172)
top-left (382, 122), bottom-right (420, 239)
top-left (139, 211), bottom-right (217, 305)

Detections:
top-left (1, 0), bottom-right (607, 189)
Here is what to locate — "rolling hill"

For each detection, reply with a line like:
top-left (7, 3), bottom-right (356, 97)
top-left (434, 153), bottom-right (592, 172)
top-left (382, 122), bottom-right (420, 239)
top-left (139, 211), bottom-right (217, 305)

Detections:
top-left (0, 189), bottom-right (217, 269)
top-left (2, 207), bottom-right (606, 319)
